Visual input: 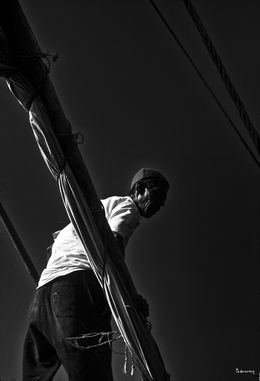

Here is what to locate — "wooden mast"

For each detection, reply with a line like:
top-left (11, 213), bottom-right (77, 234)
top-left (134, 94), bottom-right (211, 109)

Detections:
top-left (0, 2), bottom-right (170, 380)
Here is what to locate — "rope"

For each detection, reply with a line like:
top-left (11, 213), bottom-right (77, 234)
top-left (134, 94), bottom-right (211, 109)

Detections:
top-left (148, 0), bottom-right (260, 169)
top-left (123, 344), bottom-right (137, 376)
top-left (0, 62), bottom-right (16, 77)
top-left (12, 49), bottom-right (59, 74)
top-left (181, 0), bottom-right (260, 158)
top-left (65, 331), bottom-right (121, 350)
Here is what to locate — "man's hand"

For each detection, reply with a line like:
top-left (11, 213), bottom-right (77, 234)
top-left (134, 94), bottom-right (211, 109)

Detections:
top-left (113, 232), bottom-right (125, 258)
top-left (111, 233), bottom-right (149, 320)
top-left (133, 293), bottom-right (149, 320)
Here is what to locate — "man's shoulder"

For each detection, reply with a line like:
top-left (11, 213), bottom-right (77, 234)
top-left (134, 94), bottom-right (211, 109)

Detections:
top-left (101, 195), bottom-right (135, 209)
top-left (101, 196), bottom-right (139, 219)
top-left (101, 196), bottom-right (140, 243)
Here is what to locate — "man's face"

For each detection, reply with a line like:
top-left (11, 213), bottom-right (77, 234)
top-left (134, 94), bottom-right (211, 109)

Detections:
top-left (137, 182), bottom-right (168, 218)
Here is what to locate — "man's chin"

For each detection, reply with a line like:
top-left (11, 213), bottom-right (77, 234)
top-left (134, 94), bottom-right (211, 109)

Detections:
top-left (143, 209), bottom-right (158, 218)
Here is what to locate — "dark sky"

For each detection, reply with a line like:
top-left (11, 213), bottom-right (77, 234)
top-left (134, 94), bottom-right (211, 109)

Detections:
top-left (0, 1), bottom-right (259, 381)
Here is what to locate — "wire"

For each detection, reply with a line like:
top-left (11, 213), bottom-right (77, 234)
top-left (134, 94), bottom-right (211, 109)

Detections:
top-left (181, 0), bottom-right (260, 158)
top-left (148, 0), bottom-right (260, 169)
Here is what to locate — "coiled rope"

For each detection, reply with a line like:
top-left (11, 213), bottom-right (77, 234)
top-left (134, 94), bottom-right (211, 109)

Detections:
top-left (149, 0), bottom-right (260, 169)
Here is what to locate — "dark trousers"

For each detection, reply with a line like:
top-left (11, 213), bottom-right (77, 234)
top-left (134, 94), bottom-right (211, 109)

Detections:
top-left (23, 270), bottom-right (113, 381)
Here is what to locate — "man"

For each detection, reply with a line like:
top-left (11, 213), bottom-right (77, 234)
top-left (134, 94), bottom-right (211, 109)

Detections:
top-left (23, 168), bottom-right (169, 381)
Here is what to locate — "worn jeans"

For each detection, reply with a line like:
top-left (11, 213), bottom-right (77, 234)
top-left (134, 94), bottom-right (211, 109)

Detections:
top-left (23, 270), bottom-right (113, 381)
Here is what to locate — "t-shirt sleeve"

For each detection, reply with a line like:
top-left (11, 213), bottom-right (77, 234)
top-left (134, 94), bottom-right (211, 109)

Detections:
top-left (107, 199), bottom-right (140, 245)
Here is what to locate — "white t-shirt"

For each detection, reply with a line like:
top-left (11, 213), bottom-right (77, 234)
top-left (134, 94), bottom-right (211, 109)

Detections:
top-left (37, 196), bottom-right (140, 288)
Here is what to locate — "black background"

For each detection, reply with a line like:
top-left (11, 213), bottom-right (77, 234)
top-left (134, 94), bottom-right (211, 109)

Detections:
top-left (0, 1), bottom-right (259, 380)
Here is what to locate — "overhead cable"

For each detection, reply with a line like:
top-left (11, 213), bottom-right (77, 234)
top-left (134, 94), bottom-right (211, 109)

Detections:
top-left (149, 0), bottom-right (260, 169)
top-left (181, 0), bottom-right (260, 160)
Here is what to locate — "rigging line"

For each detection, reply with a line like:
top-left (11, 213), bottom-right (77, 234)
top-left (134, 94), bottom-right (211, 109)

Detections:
top-left (0, 201), bottom-right (39, 283)
top-left (181, 0), bottom-right (260, 159)
top-left (148, 0), bottom-right (260, 169)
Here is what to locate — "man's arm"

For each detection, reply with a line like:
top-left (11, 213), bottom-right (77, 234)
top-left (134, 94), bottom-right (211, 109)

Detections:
top-left (113, 232), bottom-right (125, 257)
top-left (111, 231), bottom-right (149, 322)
